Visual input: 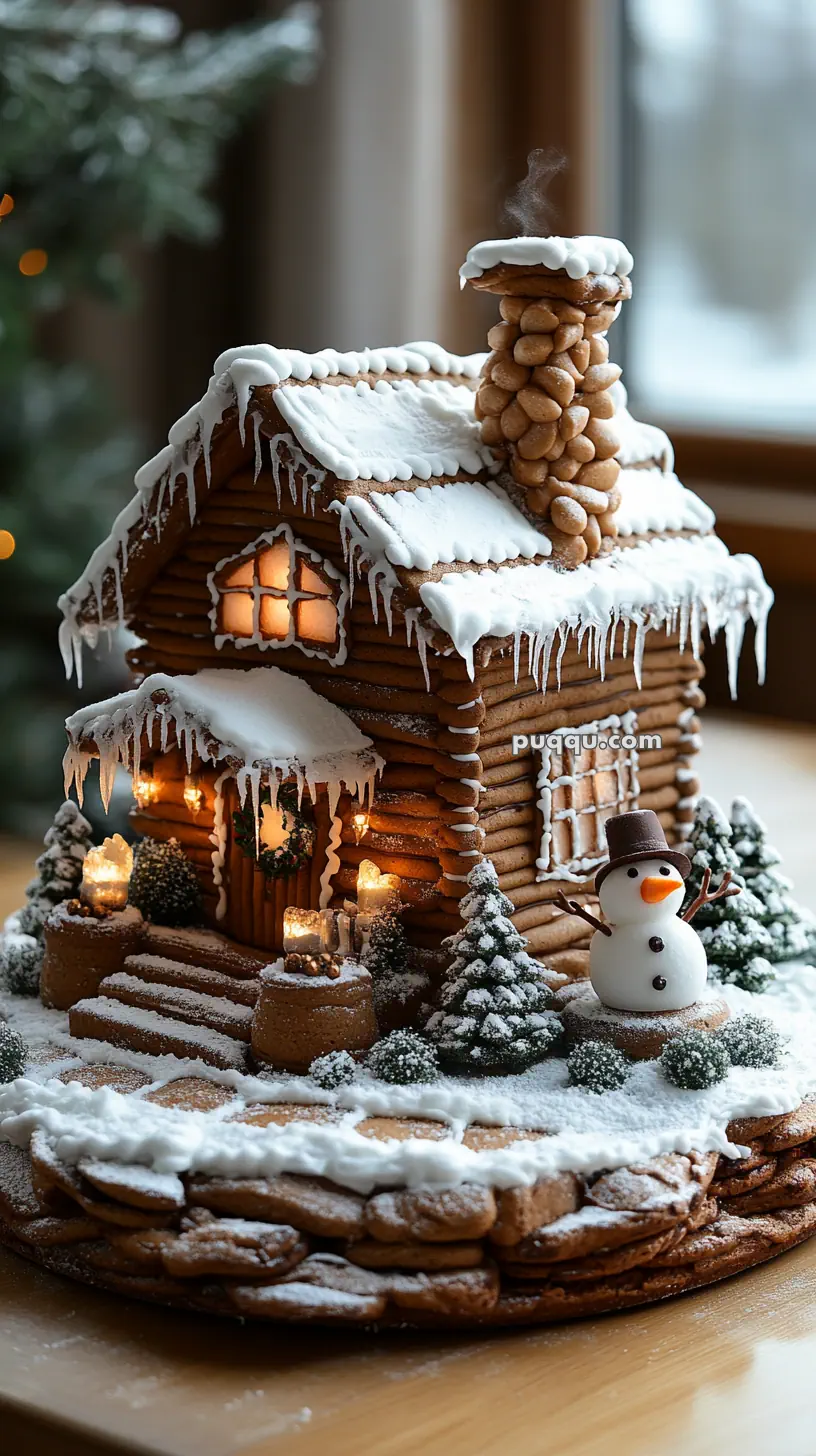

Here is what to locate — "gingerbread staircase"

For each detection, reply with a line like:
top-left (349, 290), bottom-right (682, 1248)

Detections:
top-left (67, 936), bottom-right (267, 1074)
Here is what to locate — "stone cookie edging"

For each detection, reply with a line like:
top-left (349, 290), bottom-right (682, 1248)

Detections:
top-left (1, 1098), bottom-right (816, 1326)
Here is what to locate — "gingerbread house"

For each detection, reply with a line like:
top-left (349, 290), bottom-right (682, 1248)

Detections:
top-left (58, 237), bottom-right (771, 973)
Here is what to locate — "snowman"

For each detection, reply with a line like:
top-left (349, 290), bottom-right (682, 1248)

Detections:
top-left (556, 810), bottom-right (738, 1013)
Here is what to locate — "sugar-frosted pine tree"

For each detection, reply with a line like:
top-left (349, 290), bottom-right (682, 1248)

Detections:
top-left (2, 799), bottom-right (92, 994)
top-left (684, 796), bottom-right (774, 992)
top-left (18, 800), bottom-right (93, 938)
top-left (425, 861), bottom-right (561, 1074)
top-left (730, 797), bottom-right (812, 961)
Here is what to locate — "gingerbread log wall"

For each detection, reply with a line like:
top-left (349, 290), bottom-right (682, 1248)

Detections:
top-left (126, 459), bottom-right (454, 951)
top-left (126, 448), bottom-right (701, 961)
top-left (436, 627), bottom-right (703, 970)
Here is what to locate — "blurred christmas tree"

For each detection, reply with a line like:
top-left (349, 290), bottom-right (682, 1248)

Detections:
top-left (0, 0), bottom-right (319, 835)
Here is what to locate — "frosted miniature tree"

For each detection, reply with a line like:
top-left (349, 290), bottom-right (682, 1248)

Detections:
top-left (730, 797), bottom-right (811, 961)
top-left (683, 797), bottom-right (774, 993)
top-left (17, 801), bottom-right (93, 939)
top-left (425, 861), bottom-right (562, 1074)
top-left (2, 800), bottom-right (92, 995)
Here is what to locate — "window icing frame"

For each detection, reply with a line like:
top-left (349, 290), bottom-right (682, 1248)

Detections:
top-left (207, 524), bottom-right (349, 665)
top-left (535, 710), bottom-right (641, 883)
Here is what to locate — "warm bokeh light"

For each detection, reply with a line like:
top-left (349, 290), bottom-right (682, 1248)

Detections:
top-left (0, 194), bottom-right (14, 218)
top-left (0, 531), bottom-right (15, 560)
top-left (18, 248), bottom-right (48, 276)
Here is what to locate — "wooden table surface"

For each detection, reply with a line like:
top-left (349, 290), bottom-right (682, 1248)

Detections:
top-left (2, 713), bottom-right (816, 1456)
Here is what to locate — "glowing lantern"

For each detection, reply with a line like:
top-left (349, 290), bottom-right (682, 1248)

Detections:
top-left (282, 907), bottom-right (323, 954)
top-left (183, 775), bottom-right (204, 816)
top-left (80, 835), bottom-right (133, 912)
top-left (351, 808), bottom-right (369, 845)
top-left (356, 859), bottom-right (400, 915)
top-left (132, 773), bottom-right (159, 809)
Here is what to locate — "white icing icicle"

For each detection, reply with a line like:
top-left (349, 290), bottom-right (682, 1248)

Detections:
top-left (418, 536), bottom-right (772, 688)
top-left (63, 668), bottom-right (383, 841)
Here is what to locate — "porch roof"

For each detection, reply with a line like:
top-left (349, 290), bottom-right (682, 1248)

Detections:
top-left (64, 666), bottom-right (383, 818)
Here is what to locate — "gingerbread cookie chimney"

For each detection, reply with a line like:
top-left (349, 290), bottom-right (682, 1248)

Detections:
top-left (460, 236), bottom-right (633, 566)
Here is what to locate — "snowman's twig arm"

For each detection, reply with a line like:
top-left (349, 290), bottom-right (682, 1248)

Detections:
top-left (681, 868), bottom-right (740, 924)
top-left (555, 890), bottom-right (612, 937)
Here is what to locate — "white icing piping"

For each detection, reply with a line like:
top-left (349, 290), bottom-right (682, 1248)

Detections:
top-left (210, 770), bottom-right (230, 921)
top-left (319, 813), bottom-right (343, 910)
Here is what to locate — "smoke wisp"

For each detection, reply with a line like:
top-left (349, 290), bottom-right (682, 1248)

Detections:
top-left (504, 147), bottom-right (567, 236)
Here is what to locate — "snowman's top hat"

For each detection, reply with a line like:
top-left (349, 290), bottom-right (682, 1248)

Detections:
top-left (595, 809), bottom-right (690, 891)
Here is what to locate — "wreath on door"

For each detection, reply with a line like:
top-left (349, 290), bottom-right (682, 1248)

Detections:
top-left (232, 784), bottom-right (316, 879)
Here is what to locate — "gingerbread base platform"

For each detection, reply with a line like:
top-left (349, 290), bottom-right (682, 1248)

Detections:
top-left (2, 1085), bottom-right (816, 1327)
top-left (2, 955), bottom-right (816, 1329)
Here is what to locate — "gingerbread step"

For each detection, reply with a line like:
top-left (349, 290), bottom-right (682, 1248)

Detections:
top-left (68, 996), bottom-right (249, 1071)
top-left (122, 953), bottom-right (261, 1007)
top-left (142, 924), bottom-right (268, 979)
top-left (98, 973), bottom-right (254, 1042)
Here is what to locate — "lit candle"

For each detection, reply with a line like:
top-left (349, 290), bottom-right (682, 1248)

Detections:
top-left (80, 835), bottom-right (133, 912)
top-left (356, 859), bottom-right (401, 915)
top-left (282, 907), bottom-right (323, 954)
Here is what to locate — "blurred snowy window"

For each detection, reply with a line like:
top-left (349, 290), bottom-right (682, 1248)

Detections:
top-left (624, 0), bottom-right (816, 436)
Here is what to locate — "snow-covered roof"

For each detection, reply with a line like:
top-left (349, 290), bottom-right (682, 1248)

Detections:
top-left (331, 480), bottom-right (552, 572)
top-left (56, 344), bottom-right (488, 680)
top-left (419, 534), bottom-right (772, 695)
top-left (55, 332), bottom-right (764, 694)
top-left (459, 235), bottom-right (634, 285)
top-left (64, 666), bottom-right (382, 819)
top-left (615, 470), bottom-right (714, 537)
top-left (612, 382), bottom-right (673, 471)
top-left (274, 378), bottom-right (495, 484)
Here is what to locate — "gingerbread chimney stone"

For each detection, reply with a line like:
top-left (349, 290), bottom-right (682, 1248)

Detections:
top-left (460, 236), bottom-right (633, 567)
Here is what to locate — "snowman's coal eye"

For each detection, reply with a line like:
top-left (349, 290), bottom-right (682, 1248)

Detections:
top-left (659, 865), bottom-right (671, 876)
top-left (627, 867), bottom-right (638, 879)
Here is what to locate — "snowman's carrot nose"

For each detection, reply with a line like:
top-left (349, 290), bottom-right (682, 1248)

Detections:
top-left (640, 876), bottom-right (683, 903)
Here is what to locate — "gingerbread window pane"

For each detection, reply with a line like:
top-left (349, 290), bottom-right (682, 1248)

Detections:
top-left (258, 541), bottom-right (291, 590)
top-left (259, 595), bottom-right (291, 639)
top-left (536, 714), bottom-right (641, 880)
top-left (221, 592), bottom-right (254, 636)
top-left (297, 596), bottom-right (337, 644)
top-left (299, 560), bottom-right (332, 596)
top-left (224, 559), bottom-right (254, 589)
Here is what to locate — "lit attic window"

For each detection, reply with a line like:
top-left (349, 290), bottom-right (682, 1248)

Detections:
top-left (209, 526), bottom-right (348, 663)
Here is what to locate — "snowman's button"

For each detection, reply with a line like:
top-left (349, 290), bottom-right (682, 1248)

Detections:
top-left (652, 975), bottom-right (667, 991)
top-left (648, 936), bottom-right (664, 953)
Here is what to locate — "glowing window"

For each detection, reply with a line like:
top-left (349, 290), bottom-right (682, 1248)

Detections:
top-left (535, 712), bottom-right (641, 880)
top-left (210, 527), bottom-right (348, 662)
